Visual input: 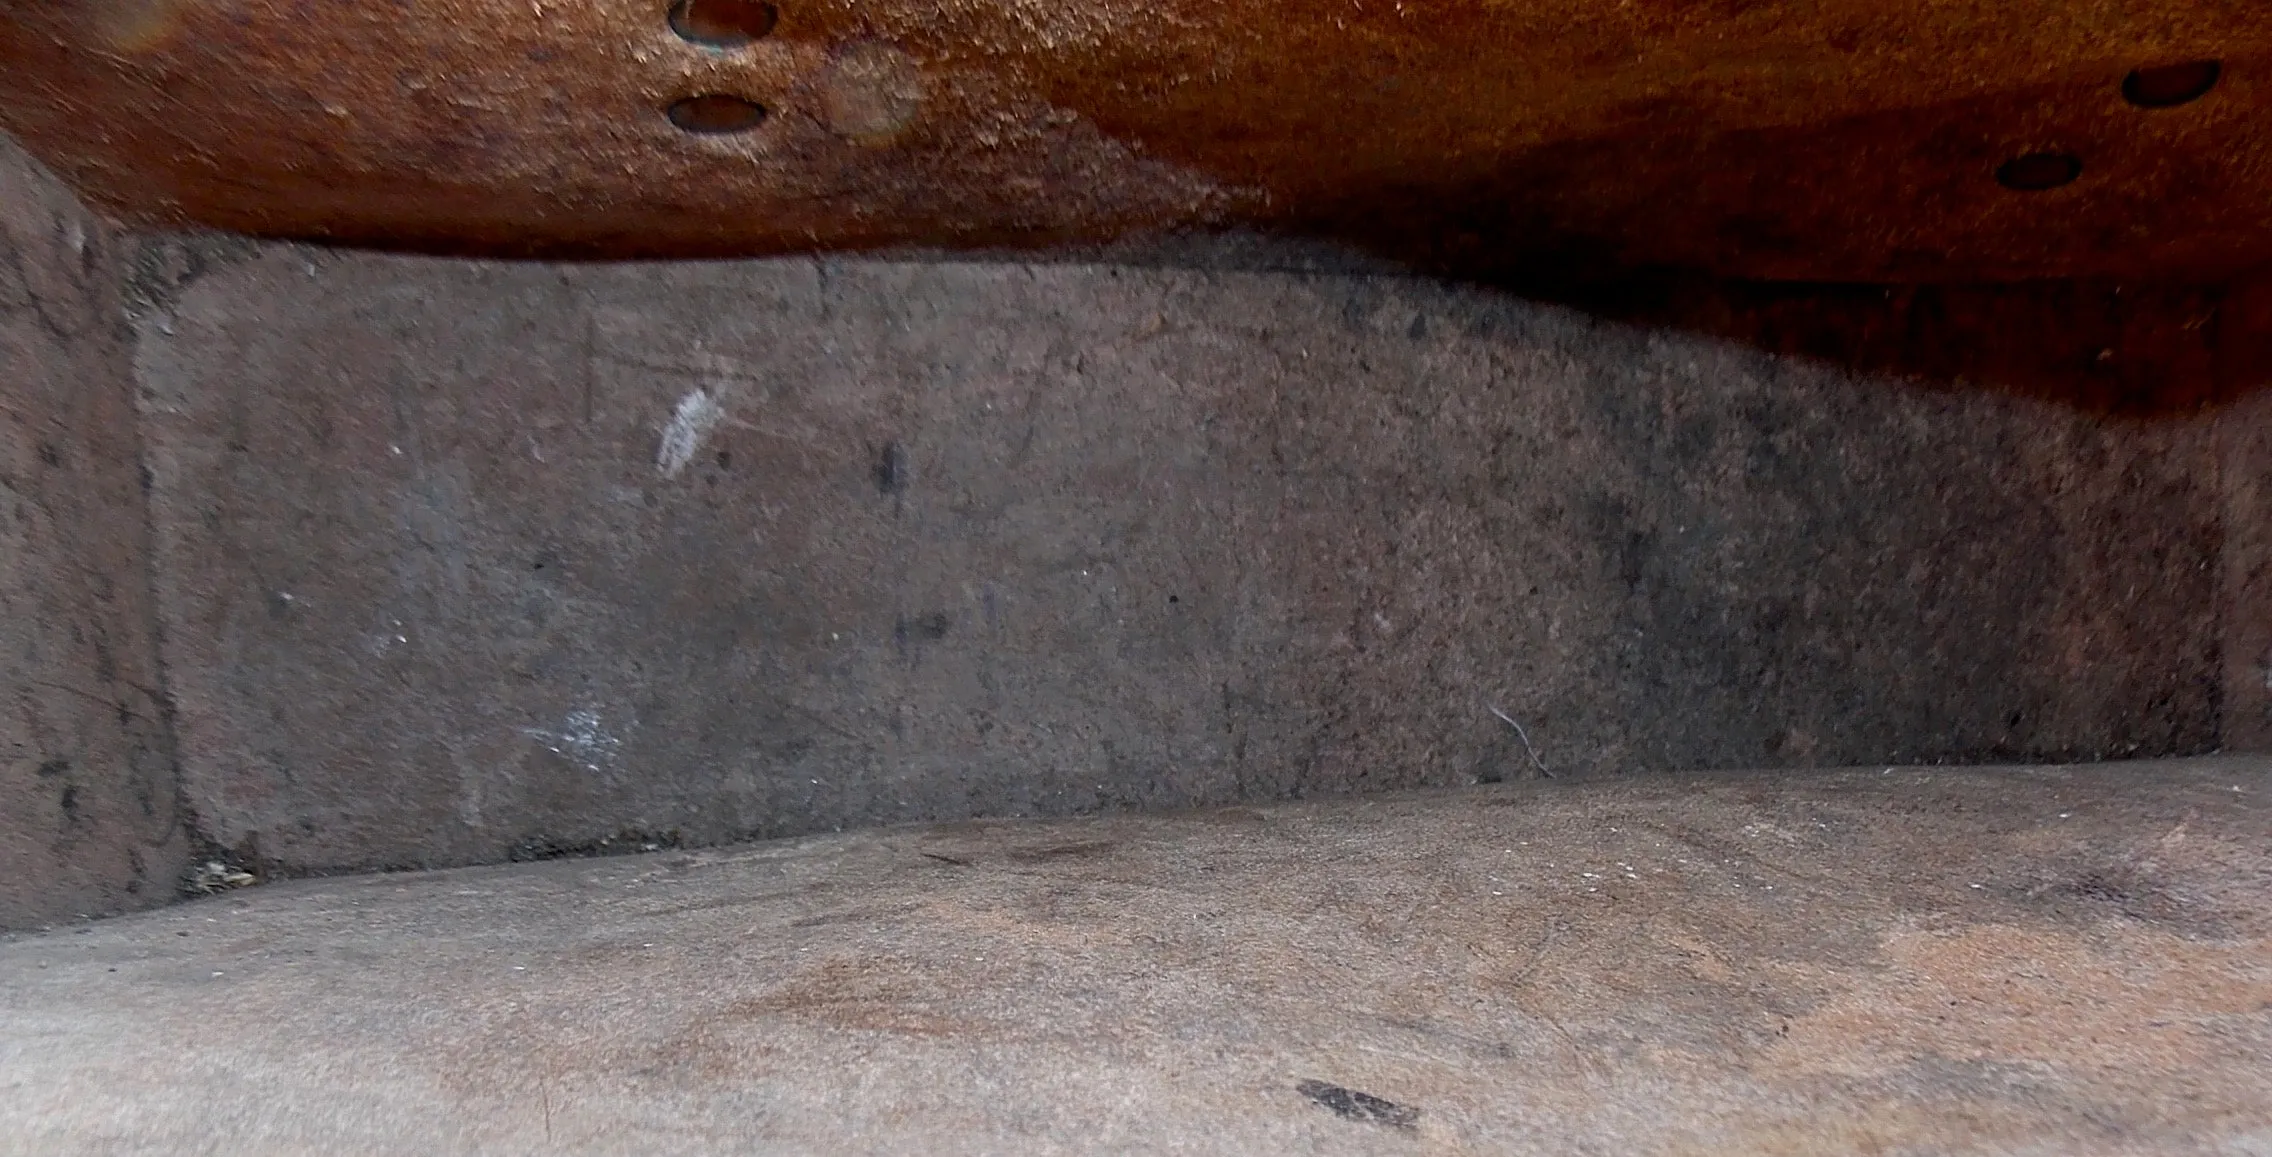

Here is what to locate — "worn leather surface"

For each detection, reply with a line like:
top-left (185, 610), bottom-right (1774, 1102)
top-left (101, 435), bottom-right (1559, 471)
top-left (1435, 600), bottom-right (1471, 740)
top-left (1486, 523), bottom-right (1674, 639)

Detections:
top-left (0, 135), bottom-right (187, 930)
top-left (3, 0), bottom-right (2269, 279)
top-left (4, 761), bottom-right (2266, 1154)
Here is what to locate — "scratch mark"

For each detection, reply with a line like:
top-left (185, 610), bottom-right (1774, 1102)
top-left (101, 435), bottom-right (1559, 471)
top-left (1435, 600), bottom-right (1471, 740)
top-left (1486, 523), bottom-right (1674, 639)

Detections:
top-left (522, 708), bottom-right (624, 772)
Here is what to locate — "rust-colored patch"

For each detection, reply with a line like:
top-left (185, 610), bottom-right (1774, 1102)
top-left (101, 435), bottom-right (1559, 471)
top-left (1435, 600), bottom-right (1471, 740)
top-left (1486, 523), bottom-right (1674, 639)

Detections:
top-left (726, 954), bottom-right (985, 1037)
top-left (1768, 920), bottom-right (2272, 1085)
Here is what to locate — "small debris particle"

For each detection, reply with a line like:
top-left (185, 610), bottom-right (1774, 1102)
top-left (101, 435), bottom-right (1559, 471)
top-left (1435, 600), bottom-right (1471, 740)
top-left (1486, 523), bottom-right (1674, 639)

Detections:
top-left (1296, 1080), bottom-right (1420, 1129)
top-left (182, 861), bottom-right (257, 896)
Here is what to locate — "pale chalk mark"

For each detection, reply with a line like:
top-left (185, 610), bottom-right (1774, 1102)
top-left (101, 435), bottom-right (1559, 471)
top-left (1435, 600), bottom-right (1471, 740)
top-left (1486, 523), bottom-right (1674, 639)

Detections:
top-left (656, 388), bottom-right (725, 478)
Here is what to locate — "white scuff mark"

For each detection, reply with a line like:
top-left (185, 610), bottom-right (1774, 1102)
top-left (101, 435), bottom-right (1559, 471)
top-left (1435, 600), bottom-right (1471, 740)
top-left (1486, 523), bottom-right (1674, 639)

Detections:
top-left (523, 708), bottom-right (624, 772)
top-left (369, 617), bottom-right (410, 657)
top-left (1488, 704), bottom-right (1553, 778)
top-left (656, 388), bottom-right (725, 478)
